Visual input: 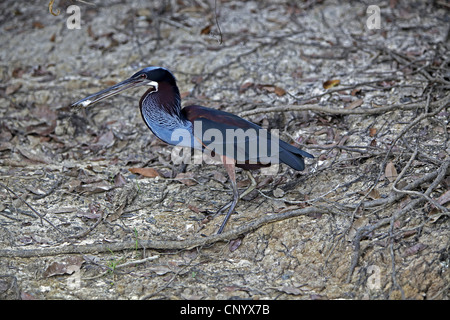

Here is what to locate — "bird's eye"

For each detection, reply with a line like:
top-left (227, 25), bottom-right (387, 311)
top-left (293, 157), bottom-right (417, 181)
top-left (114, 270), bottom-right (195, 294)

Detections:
top-left (140, 74), bottom-right (146, 79)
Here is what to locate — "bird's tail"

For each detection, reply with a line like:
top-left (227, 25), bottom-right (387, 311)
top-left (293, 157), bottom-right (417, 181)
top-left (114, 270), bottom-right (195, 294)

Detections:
top-left (278, 140), bottom-right (314, 171)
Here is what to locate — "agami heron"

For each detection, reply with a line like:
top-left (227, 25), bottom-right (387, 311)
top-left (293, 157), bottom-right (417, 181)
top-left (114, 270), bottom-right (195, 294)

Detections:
top-left (71, 66), bottom-right (313, 234)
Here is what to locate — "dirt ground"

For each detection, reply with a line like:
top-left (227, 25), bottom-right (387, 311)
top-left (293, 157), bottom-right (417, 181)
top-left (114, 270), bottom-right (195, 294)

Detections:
top-left (0, 0), bottom-right (449, 300)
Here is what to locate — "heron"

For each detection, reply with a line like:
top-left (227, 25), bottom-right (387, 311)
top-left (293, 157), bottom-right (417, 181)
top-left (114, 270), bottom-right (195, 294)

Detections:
top-left (71, 66), bottom-right (313, 234)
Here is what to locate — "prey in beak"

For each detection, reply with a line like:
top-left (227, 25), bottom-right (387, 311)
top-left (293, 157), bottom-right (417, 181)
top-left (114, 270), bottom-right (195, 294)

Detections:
top-left (71, 73), bottom-right (158, 109)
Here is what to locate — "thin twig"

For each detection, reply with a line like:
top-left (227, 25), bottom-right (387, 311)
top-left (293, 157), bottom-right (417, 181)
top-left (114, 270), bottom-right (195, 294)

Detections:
top-left (0, 181), bottom-right (70, 241)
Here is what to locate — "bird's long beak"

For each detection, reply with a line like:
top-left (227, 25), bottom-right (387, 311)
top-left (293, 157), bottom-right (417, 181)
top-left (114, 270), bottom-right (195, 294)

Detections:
top-left (71, 76), bottom-right (157, 109)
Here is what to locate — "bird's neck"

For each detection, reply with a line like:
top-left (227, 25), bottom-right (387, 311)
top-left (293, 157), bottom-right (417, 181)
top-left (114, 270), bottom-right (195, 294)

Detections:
top-left (139, 81), bottom-right (191, 145)
top-left (140, 81), bottom-right (182, 117)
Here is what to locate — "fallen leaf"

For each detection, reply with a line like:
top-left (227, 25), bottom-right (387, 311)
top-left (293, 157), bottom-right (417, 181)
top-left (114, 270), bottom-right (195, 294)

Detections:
top-left (350, 88), bottom-right (361, 96)
top-left (239, 81), bottom-right (254, 93)
top-left (78, 181), bottom-right (113, 194)
top-left (114, 172), bottom-right (127, 187)
top-left (91, 130), bottom-right (115, 150)
top-left (278, 285), bottom-right (303, 295)
top-left (229, 237), bottom-right (243, 252)
top-left (213, 171), bottom-right (228, 184)
top-left (437, 190), bottom-right (450, 206)
top-left (5, 83), bottom-right (22, 95)
top-left (237, 179), bottom-right (251, 188)
top-left (129, 167), bottom-right (160, 178)
top-left (17, 146), bottom-right (51, 164)
top-left (348, 216), bottom-right (369, 241)
top-left (257, 84), bottom-right (287, 96)
top-left (403, 243), bottom-right (427, 257)
top-left (188, 204), bottom-right (200, 213)
top-left (274, 86), bottom-right (286, 96)
top-left (21, 292), bottom-right (37, 300)
top-left (77, 210), bottom-right (102, 220)
top-left (43, 256), bottom-right (84, 277)
top-left (368, 188), bottom-right (381, 199)
top-left (148, 265), bottom-right (172, 275)
top-left (106, 203), bottom-right (125, 222)
top-left (175, 172), bottom-right (197, 186)
top-left (32, 21), bottom-right (44, 29)
top-left (429, 189), bottom-right (450, 217)
top-left (385, 162), bottom-right (398, 182)
top-left (323, 79), bottom-right (340, 89)
top-left (200, 25), bottom-right (212, 35)
top-left (369, 127), bottom-right (377, 137)
top-left (345, 98), bottom-right (363, 109)
top-left (12, 68), bottom-right (25, 78)
top-left (273, 188), bottom-right (285, 198)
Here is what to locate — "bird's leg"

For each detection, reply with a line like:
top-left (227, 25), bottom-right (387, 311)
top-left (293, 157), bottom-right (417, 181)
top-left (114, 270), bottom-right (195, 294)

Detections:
top-left (216, 170), bottom-right (257, 214)
top-left (217, 157), bottom-right (239, 234)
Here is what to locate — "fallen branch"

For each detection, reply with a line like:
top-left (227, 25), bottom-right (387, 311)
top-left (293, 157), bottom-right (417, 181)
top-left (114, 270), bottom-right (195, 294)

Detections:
top-left (346, 159), bottom-right (450, 283)
top-left (0, 206), bottom-right (326, 258)
top-left (239, 95), bottom-right (449, 117)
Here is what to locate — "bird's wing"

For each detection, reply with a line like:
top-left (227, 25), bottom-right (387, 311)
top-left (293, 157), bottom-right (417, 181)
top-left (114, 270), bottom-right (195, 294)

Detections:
top-left (183, 105), bottom-right (273, 164)
top-left (182, 105), bottom-right (312, 170)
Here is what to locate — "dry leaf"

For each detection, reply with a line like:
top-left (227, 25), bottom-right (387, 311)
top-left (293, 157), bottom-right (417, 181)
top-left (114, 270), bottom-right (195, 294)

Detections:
top-left (17, 146), bottom-right (51, 164)
top-left (348, 216), bottom-right (369, 241)
top-left (385, 162), bottom-right (398, 182)
top-left (437, 190), bottom-right (450, 206)
top-left (21, 292), bottom-right (37, 300)
top-left (213, 171), bottom-right (228, 184)
top-left (114, 172), bottom-right (127, 187)
top-left (129, 167), bottom-right (160, 178)
top-left (91, 130), bottom-right (115, 150)
top-left (369, 127), bottom-right (377, 137)
top-left (5, 83), bottom-right (22, 95)
top-left (350, 88), bottom-right (361, 96)
top-left (239, 81), bottom-right (254, 93)
top-left (188, 204), bottom-right (200, 213)
top-left (229, 238), bottom-right (243, 252)
top-left (273, 188), bottom-right (285, 198)
top-left (429, 189), bottom-right (450, 218)
top-left (258, 84), bottom-right (286, 96)
top-left (323, 79), bottom-right (340, 89)
top-left (148, 265), bottom-right (173, 275)
top-left (43, 256), bottom-right (84, 277)
top-left (274, 86), bottom-right (286, 96)
top-left (200, 25), bottom-right (212, 35)
top-left (32, 21), bottom-right (44, 29)
top-left (175, 172), bottom-right (197, 186)
top-left (403, 243), bottom-right (427, 257)
top-left (345, 98), bottom-right (363, 109)
top-left (12, 68), bottom-right (25, 78)
top-left (368, 188), bottom-right (381, 199)
top-left (278, 285), bottom-right (303, 295)
top-left (78, 180), bottom-right (112, 193)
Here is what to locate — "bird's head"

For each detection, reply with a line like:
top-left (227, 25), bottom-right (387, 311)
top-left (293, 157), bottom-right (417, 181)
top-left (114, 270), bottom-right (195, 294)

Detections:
top-left (71, 66), bottom-right (177, 109)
